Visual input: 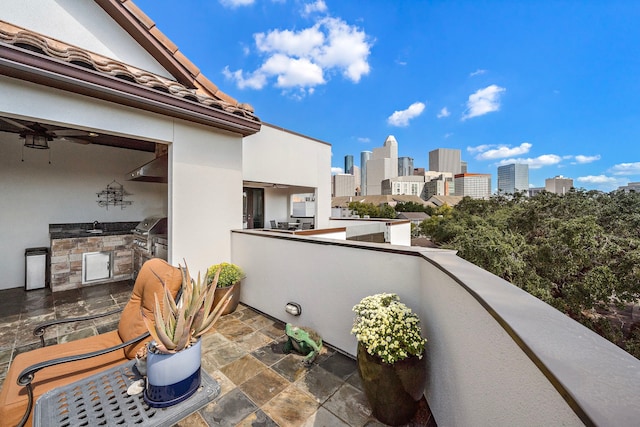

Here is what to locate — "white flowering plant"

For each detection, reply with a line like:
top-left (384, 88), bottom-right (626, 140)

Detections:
top-left (351, 293), bottom-right (426, 364)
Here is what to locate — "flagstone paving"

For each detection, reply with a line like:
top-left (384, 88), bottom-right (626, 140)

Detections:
top-left (0, 281), bottom-right (435, 426)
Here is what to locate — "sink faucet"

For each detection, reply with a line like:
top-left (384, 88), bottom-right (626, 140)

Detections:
top-left (93, 221), bottom-right (100, 230)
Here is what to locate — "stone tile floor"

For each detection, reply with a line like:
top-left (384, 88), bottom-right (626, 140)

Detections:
top-left (0, 282), bottom-right (435, 426)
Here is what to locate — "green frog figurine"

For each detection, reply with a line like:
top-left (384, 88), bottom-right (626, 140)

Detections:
top-left (283, 323), bottom-right (323, 366)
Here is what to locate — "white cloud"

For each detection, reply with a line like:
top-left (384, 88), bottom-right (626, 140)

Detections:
top-left (219, 0), bottom-right (254, 7)
top-left (497, 154), bottom-right (562, 169)
top-left (444, 133), bottom-right (453, 139)
top-left (303, 0), bottom-right (328, 16)
top-left (357, 137), bottom-right (370, 143)
top-left (609, 162), bottom-right (640, 175)
top-left (577, 175), bottom-right (626, 191)
top-left (475, 142), bottom-right (532, 160)
top-left (387, 102), bottom-right (425, 127)
top-left (255, 27), bottom-right (325, 57)
top-left (331, 167), bottom-right (344, 175)
top-left (572, 154), bottom-right (599, 164)
top-left (313, 17), bottom-right (372, 82)
top-left (470, 69), bottom-right (487, 77)
top-left (467, 144), bottom-right (494, 154)
top-left (577, 175), bottom-right (617, 184)
top-left (574, 154), bottom-right (601, 164)
top-left (437, 107), bottom-right (450, 118)
top-left (462, 84), bottom-right (506, 120)
top-left (225, 16), bottom-right (372, 94)
top-left (222, 66), bottom-right (267, 89)
top-left (261, 54), bottom-right (325, 87)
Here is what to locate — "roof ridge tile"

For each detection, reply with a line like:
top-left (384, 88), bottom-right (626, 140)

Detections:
top-left (121, 0), bottom-right (245, 110)
top-left (121, 0), bottom-right (155, 30)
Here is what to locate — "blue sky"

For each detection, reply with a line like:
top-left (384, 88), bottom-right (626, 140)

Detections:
top-left (135, 0), bottom-right (640, 191)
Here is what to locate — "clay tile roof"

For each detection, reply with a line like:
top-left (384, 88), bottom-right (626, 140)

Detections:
top-left (0, 0), bottom-right (260, 125)
top-left (114, 0), bottom-right (248, 110)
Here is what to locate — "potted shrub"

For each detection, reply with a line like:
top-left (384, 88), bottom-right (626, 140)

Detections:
top-left (207, 262), bottom-right (244, 315)
top-left (351, 293), bottom-right (428, 426)
top-left (142, 262), bottom-right (233, 408)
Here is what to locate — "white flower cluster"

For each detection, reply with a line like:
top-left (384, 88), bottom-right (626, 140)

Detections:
top-left (351, 293), bottom-right (426, 364)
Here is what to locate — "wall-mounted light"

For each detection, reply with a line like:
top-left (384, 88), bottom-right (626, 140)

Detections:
top-left (285, 302), bottom-right (302, 316)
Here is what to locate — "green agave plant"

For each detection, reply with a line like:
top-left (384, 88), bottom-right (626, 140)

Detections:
top-left (143, 262), bottom-right (233, 354)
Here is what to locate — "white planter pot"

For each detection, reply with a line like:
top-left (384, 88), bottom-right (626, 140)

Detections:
top-left (144, 339), bottom-right (202, 408)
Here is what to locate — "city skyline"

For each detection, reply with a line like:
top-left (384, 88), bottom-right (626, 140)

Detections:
top-left (136, 0), bottom-right (640, 192)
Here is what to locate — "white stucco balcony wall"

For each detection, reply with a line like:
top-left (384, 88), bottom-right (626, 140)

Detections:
top-left (231, 229), bottom-right (640, 426)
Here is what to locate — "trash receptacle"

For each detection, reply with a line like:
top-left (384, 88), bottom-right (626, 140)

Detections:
top-left (25, 247), bottom-right (49, 290)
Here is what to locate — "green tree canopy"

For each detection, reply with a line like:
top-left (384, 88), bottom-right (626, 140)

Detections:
top-left (428, 190), bottom-right (640, 358)
top-left (348, 202), bottom-right (397, 219)
top-left (395, 201), bottom-right (429, 213)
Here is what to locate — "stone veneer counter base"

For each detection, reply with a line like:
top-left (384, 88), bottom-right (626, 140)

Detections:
top-left (50, 222), bottom-right (138, 292)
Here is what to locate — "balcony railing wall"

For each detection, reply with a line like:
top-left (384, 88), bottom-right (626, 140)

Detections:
top-left (231, 229), bottom-right (640, 426)
top-left (328, 218), bottom-right (412, 246)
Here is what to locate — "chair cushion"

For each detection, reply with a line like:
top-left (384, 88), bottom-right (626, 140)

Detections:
top-left (118, 258), bottom-right (183, 359)
top-left (0, 330), bottom-right (125, 427)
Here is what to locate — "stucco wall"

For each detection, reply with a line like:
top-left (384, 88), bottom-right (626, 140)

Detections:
top-left (232, 230), bottom-right (640, 426)
top-left (263, 187), bottom-right (291, 226)
top-left (243, 123), bottom-right (331, 229)
top-left (169, 121), bottom-right (243, 275)
top-left (2, 0), bottom-right (172, 78)
top-left (0, 132), bottom-right (165, 289)
top-left (0, 75), bottom-right (246, 289)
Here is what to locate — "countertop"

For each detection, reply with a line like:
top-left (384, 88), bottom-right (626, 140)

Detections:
top-left (49, 221), bottom-right (139, 240)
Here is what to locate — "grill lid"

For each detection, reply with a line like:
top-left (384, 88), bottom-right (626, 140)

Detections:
top-left (134, 216), bottom-right (167, 233)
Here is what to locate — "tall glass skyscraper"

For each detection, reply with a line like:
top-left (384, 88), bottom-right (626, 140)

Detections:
top-left (360, 151), bottom-right (372, 195)
top-left (344, 155), bottom-right (354, 174)
top-left (398, 156), bottom-right (414, 176)
top-left (497, 163), bottom-right (529, 196)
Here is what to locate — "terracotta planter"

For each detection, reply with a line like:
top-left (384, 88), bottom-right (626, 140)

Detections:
top-left (213, 281), bottom-right (241, 315)
top-left (357, 342), bottom-right (427, 426)
top-left (144, 339), bottom-right (202, 408)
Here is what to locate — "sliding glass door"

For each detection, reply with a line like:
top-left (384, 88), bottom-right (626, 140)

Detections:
top-left (243, 187), bottom-right (264, 229)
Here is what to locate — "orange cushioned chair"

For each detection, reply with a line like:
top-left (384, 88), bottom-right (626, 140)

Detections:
top-left (0, 258), bottom-right (183, 427)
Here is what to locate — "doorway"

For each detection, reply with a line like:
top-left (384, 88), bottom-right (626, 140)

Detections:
top-left (243, 188), bottom-right (264, 229)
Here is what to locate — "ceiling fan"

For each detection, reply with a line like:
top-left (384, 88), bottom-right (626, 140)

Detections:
top-left (0, 117), bottom-right (98, 148)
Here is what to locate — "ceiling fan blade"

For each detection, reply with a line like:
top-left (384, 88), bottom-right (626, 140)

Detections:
top-left (52, 129), bottom-right (96, 137)
top-left (0, 117), bottom-right (31, 131)
top-left (60, 137), bottom-right (91, 145)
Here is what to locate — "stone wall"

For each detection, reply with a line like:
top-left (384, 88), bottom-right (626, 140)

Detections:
top-left (50, 234), bottom-right (134, 292)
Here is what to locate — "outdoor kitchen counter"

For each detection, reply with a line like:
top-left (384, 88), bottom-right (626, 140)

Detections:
top-left (49, 221), bottom-right (139, 292)
top-left (49, 221), bottom-right (139, 239)
top-left (49, 229), bottom-right (134, 239)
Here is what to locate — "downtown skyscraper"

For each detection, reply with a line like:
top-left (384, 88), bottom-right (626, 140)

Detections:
top-left (497, 163), bottom-right (529, 196)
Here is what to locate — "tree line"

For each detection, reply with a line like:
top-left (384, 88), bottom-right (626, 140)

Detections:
top-left (422, 190), bottom-right (640, 358)
top-left (348, 191), bottom-right (640, 358)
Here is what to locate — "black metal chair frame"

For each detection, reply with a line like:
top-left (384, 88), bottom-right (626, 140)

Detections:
top-left (15, 285), bottom-right (184, 427)
top-left (16, 308), bottom-right (148, 427)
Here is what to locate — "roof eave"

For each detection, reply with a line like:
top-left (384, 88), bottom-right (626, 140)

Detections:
top-left (94, 0), bottom-right (196, 90)
top-left (0, 44), bottom-right (261, 137)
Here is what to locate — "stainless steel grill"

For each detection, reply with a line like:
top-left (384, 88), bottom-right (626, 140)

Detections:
top-left (132, 216), bottom-right (167, 256)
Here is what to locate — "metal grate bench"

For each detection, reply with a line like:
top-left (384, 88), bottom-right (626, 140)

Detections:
top-left (34, 361), bottom-right (220, 426)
